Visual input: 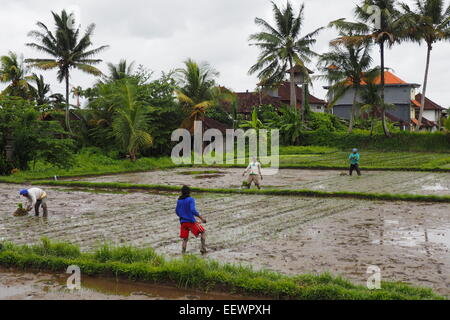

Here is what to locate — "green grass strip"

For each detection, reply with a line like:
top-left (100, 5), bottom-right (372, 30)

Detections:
top-left (33, 180), bottom-right (450, 203)
top-left (0, 239), bottom-right (443, 300)
top-left (202, 164), bottom-right (450, 172)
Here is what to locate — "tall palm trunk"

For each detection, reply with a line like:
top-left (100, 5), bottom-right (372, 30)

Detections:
top-left (418, 43), bottom-right (432, 130)
top-left (289, 61), bottom-right (297, 110)
top-left (379, 42), bottom-right (391, 137)
top-left (349, 86), bottom-right (359, 133)
top-left (65, 72), bottom-right (72, 134)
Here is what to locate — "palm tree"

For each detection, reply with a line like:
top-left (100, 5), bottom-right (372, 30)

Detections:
top-left (104, 59), bottom-right (135, 82)
top-left (71, 86), bottom-right (83, 108)
top-left (318, 29), bottom-right (375, 132)
top-left (0, 52), bottom-right (35, 99)
top-left (401, 0), bottom-right (450, 128)
top-left (269, 105), bottom-right (304, 145)
top-left (112, 80), bottom-right (153, 161)
top-left (30, 74), bottom-right (50, 105)
top-left (248, 1), bottom-right (322, 112)
top-left (25, 10), bottom-right (109, 132)
top-left (175, 59), bottom-right (219, 133)
top-left (358, 73), bottom-right (384, 135)
top-left (330, 0), bottom-right (406, 136)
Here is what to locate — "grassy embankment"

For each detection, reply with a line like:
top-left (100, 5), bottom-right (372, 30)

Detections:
top-left (33, 180), bottom-right (450, 203)
top-left (0, 238), bottom-right (443, 300)
top-left (1, 146), bottom-right (449, 184)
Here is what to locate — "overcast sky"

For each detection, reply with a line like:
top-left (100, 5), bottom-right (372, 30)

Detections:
top-left (1, 0), bottom-right (449, 108)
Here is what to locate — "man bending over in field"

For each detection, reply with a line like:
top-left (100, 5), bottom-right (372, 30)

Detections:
top-left (20, 188), bottom-right (48, 217)
top-left (175, 186), bottom-right (207, 255)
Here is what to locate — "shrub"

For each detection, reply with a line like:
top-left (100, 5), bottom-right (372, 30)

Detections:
top-left (299, 130), bottom-right (450, 152)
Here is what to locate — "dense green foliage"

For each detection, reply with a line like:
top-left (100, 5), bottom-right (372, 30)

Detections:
top-left (0, 148), bottom-right (180, 183)
top-left (298, 130), bottom-right (450, 152)
top-left (0, 238), bottom-right (443, 300)
top-left (0, 96), bottom-right (75, 173)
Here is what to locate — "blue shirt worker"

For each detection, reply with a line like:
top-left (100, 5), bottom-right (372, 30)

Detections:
top-left (175, 185), bottom-right (207, 255)
top-left (348, 149), bottom-right (362, 176)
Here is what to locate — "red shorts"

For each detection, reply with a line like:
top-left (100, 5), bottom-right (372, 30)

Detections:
top-left (180, 222), bottom-right (205, 239)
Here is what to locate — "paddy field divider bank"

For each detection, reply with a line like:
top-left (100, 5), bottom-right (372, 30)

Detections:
top-left (32, 180), bottom-right (450, 204)
top-left (0, 238), bottom-right (444, 300)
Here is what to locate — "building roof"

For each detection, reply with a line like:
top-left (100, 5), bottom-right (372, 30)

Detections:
top-left (203, 117), bottom-right (231, 134)
top-left (277, 81), bottom-right (326, 105)
top-left (233, 91), bottom-right (284, 114)
top-left (411, 99), bottom-right (421, 108)
top-left (233, 82), bottom-right (326, 114)
top-left (286, 65), bottom-right (314, 75)
top-left (411, 117), bottom-right (436, 128)
top-left (324, 71), bottom-right (421, 89)
top-left (415, 94), bottom-right (446, 111)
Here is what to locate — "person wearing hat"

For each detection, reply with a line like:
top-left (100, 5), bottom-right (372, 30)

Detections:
top-left (19, 188), bottom-right (48, 217)
top-left (348, 149), bottom-right (362, 176)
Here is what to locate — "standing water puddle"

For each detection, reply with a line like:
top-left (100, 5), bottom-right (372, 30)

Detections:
top-left (0, 267), bottom-right (258, 300)
top-left (371, 221), bottom-right (450, 250)
top-left (422, 184), bottom-right (449, 192)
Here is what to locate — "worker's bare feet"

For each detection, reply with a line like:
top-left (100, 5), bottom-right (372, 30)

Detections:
top-left (200, 248), bottom-right (207, 255)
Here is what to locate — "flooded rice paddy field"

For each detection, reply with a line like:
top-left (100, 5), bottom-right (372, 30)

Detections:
top-left (1, 182), bottom-right (449, 297)
top-left (69, 168), bottom-right (450, 196)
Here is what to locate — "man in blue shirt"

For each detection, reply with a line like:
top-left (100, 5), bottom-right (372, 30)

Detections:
top-left (349, 148), bottom-right (362, 176)
top-left (176, 185), bottom-right (207, 254)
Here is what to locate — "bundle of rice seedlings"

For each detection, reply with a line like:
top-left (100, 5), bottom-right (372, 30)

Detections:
top-left (13, 203), bottom-right (28, 217)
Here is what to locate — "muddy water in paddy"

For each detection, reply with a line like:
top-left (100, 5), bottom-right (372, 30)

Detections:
top-left (1, 182), bottom-right (449, 297)
top-left (0, 267), bottom-right (252, 300)
top-left (69, 168), bottom-right (450, 196)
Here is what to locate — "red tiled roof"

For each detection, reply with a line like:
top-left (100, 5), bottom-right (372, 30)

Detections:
top-left (415, 94), bottom-right (445, 111)
top-left (233, 82), bottom-right (326, 113)
top-left (232, 92), bottom-right (284, 114)
top-left (345, 71), bottom-right (413, 86)
top-left (203, 117), bottom-right (231, 134)
top-left (411, 99), bottom-right (421, 108)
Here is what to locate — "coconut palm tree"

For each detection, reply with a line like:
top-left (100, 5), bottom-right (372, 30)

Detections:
top-left (318, 29), bottom-right (375, 132)
top-left (71, 86), bottom-right (83, 108)
top-left (104, 59), bottom-right (135, 82)
top-left (330, 0), bottom-right (406, 136)
top-left (175, 59), bottom-right (219, 133)
top-left (0, 52), bottom-right (35, 99)
top-left (248, 1), bottom-right (322, 111)
top-left (25, 10), bottom-right (109, 132)
top-left (358, 73), bottom-right (384, 135)
top-left (30, 74), bottom-right (50, 105)
top-left (401, 0), bottom-right (450, 128)
top-left (112, 80), bottom-right (153, 161)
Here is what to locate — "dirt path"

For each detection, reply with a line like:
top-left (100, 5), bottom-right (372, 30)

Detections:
top-left (68, 168), bottom-right (450, 196)
top-left (1, 183), bottom-right (449, 297)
